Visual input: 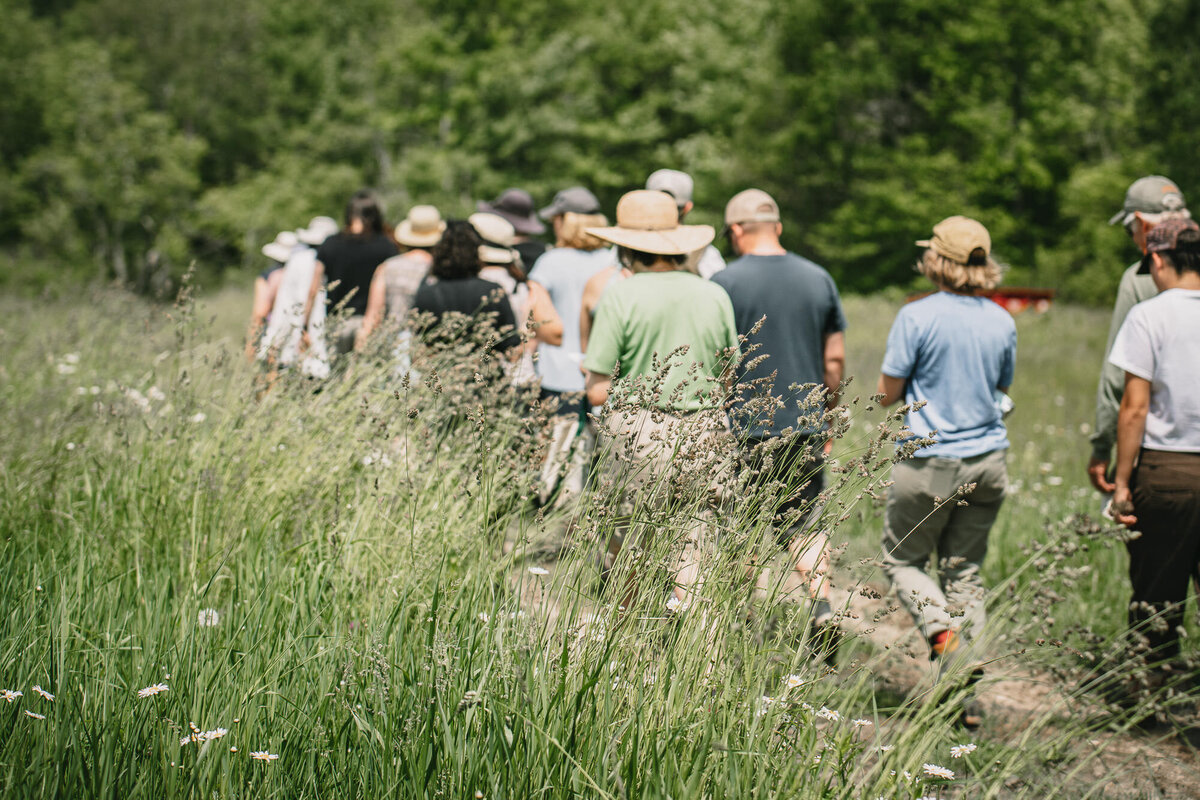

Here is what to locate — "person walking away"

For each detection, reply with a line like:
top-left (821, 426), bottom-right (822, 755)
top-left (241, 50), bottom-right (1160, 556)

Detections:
top-left (1088, 176), bottom-right (1190, 495)
top-left (470, 213), bottom-right (563, 389)
top-left (246, 230), bottom-right (296, 361)
top-left (1109, 218), bottom-right (1200, 672)
top-left (529, 186), bottom-right (613, 504)
top-left (711, 188), bottom-right (846, 657)
top-left (357, 205), bottom-right (444, 350)
top-left (876, 216), bottom-right (1016, 729)
top-left (258, 216), bottom-right (338, 380)
top-left (478, 188), bottom-right (550, 271)
top-left (583, 190), bottom-right (740, 610)
top-left (410, 220), bottom-right (521, 368)
top-left (304, 189), bottom-right (398, 355)
top-left (646, 169), bottom-right (725, 279)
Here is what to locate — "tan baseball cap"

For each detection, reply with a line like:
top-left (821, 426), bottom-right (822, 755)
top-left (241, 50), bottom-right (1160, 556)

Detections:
top-left (724, 189), bottom-right (780, 227)
top-left (916, 216), bottom-right (991, 265)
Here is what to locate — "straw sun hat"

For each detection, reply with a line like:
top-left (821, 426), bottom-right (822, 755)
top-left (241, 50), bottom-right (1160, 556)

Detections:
top-left (261, 230), bottom-right (298, 262)
top-left (468, 212), bottom-right (519, 265)
top-left (586, 190), bottom-right (713, 255)
top-left (395, 205), bottom-right (446, 248)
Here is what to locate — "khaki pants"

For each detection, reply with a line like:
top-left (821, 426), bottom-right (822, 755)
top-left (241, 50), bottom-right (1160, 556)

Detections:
top-left (597, 407), bottom-right (733, 598)
top-left (880, 449), bottom-right (1007, 646)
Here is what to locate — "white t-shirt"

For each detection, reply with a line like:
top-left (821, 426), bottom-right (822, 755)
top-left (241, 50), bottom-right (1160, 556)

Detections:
top-left (1108, 288), bottom-right (1200, 452)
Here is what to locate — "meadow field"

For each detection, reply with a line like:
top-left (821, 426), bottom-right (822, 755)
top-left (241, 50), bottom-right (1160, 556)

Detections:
top-left (0, 284), bottom-right (1195, 798)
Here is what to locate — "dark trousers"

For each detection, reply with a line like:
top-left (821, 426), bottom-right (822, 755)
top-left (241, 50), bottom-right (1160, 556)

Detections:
top-left (1127, 449), bottom-right (1200, 661)
top-left (740, 435), bottom-right (825, 544)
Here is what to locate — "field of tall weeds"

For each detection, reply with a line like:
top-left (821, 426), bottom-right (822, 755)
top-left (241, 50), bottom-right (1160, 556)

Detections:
top-left (0, 283), bottom-right (1194, 798)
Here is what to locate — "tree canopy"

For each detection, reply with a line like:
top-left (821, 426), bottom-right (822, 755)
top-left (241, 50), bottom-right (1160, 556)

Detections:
top-left (1, 0), bottom-right (1191, 302)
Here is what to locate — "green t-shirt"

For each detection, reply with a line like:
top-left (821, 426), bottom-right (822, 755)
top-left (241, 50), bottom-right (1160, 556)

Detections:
top-left (583, 271), bottom-right (740, 412)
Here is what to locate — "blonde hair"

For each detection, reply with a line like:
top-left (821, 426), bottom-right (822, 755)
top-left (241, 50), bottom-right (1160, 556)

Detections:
top-left (555, 212), bottom-right (609, 251)
top-left (917, 248), bottom-right (1003, 293)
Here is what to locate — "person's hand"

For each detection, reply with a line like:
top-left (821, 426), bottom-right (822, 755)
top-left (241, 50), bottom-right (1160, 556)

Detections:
top-left (300, 331), bottom-right (312, 353)
top-left (1111, 486), bottom-right (1137, 527)
top-left (823, 437), bottom-right (834, 457)
top-left (1087, 456), bottom-right (1115, 493)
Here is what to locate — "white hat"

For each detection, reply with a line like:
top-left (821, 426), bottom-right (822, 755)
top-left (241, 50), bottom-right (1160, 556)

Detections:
top-left (468, 213), bottom-right (519, 265)
top-left (261, 230), bottom-right (298, 263)
top-left (586, 190), bottom-right (714, 255)
top-left (395, 205), bottom-right (446, 248)
top-left (296, 216), bottom-right (339, 246)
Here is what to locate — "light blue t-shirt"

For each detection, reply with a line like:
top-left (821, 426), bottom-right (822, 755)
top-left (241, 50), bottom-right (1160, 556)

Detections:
top-left (881, 292), bottom-right (1017, 458)
top-left (529, 247), bottom-right (615, 392)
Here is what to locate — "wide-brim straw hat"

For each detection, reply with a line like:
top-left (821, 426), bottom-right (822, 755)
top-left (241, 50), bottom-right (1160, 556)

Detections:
top-left (296, 215), bottom-right (339, 246)
top-left (586, 190), bottom-right (714, 255)
top-left (469, 212), bottom-right (519, 265)
top-left (262, 230), bottom-right (298, 262)
top-left (395, 205), bottom-right (446, 247)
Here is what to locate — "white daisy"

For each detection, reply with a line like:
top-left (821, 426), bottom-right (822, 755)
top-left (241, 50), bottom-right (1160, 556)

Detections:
top-left (25, 710), bottom-right (45, 720)
top-left (2, 689), bottom-right (23, 702)
top-left (528, 566), bottom-right (549, 576)
top-left (784, 674), bottom-right (804, 689)
top-left (852, 718), bottom-right (873, 728)
top-left (199, 727), bottom-right (228, 741)
top-left (816, 706), bottom-right (841, 722)
top-left (137, 683), bottom-right (169, 698)
top-left (197, 608), bottom-right (220, 627)
top-left (923, 763), bottom-right (955, 780)
top-left (249, 751), bottom-right (279, 762)
top-left (31, 685), bottom-right (54, 701)
top-left (950, 742), bottom-right (977, 758)
top-left (190, 412), bottom-right (206, 424)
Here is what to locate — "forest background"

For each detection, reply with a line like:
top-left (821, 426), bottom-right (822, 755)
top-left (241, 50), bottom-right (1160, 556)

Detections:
top-left (1, 0), bottom-right (1196, 302)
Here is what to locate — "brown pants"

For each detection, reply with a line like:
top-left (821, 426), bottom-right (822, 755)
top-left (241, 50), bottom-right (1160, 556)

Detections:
top-left (1127, 449), bottom-right (1200, 661)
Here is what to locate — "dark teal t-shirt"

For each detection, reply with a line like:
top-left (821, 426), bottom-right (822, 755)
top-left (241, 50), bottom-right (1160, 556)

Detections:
top-left (712, 253), bottom-right (847, 437)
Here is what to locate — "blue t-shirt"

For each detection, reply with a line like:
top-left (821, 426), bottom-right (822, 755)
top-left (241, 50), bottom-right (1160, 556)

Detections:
top-left (529, 247), bottom-right (614, 392)
top-left (881, 292), bottom-right (1016, 458)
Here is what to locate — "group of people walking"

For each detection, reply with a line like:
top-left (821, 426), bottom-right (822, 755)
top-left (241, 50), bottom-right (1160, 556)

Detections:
top-left (247, 170), bottom-right (1200, 723)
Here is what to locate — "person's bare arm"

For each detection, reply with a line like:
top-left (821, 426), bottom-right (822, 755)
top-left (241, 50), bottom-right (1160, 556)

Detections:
top-left (822, 331), bottom-right (845, 410)
top-left (1112, 373), bottom-right (1151, 526)
top-left (303, 261), bottom-right (325, 327)
top-left (356, 264), bottom-right (387, 350)
top-left (586, 370), bottom-right (612, 407)
top-left (579, 270), bottom-right (606, 353)
top-left (525, 281), bottom-right (563, 346)
top-left (246, 276), bottom-right (273, 361)
top-left (876, 373), bottom-right (906, 406)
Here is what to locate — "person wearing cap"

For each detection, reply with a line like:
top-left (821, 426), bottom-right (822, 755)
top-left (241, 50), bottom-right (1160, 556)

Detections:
top-left (876, 217), bottom-right (1016, 726)
top-left (246, 229), bottom-right (297, 362)
top-left (470, 212), bottom-right (563, 387)
top-left (1089, 176), bottom-right (1191, 494)
top-left (711, 188), bottom-right (847, 651)
top-left (255, 216), bottom-right (338, 379)
top-left (528, 186), bottom-right (613, 504)
top-left (356, 204), bottom-right (445, 349)
top-left (477, 188), bottom-right (549, 271)
top-left (1108, 217), bottom-right (1200, 665)
top-left (583, 190), bottom-right (740, 607)
top-left (304, 190), bottom-right (399, 355)
top-left (645, 169), bottom-right (726, 279)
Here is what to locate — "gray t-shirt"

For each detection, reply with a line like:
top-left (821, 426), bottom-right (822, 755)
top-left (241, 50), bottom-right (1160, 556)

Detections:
top-left (529, 247), bottom-right (614, 392)
top-left (712, 252), bottom-right (846, 437)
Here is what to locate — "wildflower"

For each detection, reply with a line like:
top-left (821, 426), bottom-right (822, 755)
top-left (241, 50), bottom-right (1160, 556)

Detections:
top-left (229, 746), bottom-right (238, 753)
top-left (147, 386), bottom-right (166, 402)
top-left (137, 683), bottom-right (169, 698)
top-left (66, 442), bottom-right (76, 451)
top-left (190, 412), bottom-right (206, 424)
top-left (923, 763), bottom-right (955, 780)
top-left (785, 674), bottom-right (804, 689)
top-left (816, 706), bottom-right (841, 722)
top-left (877, 744), bottom-right (895, 753)
top-left (25, 710), bottom-right (45, 720)
top-left (249, 751), bottom-right (279, 762)
top-left (665, 594), bottom-right (683, 613)
top-left (56, 363), bottom-right (77, 375)
top-left (852, 718), bottom-right (873, 728)
top-left (2, 690), bottom-right (23, 702)
top-left (950, 742), bottom-right (977, 758)
top-left (31, 685), bottom-right (54, 701)
top-left (199, 728), bottom-right (229, 741)
top-left (528, 566), bottom-right (549, 576)
top-left (475, 792), bottom-right (484, 799)
top-left (64, 353), bottom-right (80, 364)
top-left (800, 701), bottom-right (814, 713)
top-left (197, 608), bottom-right (220, 627)
top-left (125, 388), bottom-right (151, 412)
top-left (478, 612), bottom-right (489, 623)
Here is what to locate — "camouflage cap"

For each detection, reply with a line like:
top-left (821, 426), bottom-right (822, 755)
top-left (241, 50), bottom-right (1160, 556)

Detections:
top-left (1109, 175), bottom-right (1189, 226)
top-left (1137, 217), bottom-right (1200, 273)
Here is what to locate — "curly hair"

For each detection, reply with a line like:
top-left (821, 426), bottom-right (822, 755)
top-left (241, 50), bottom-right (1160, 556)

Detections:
top-left (917, 247), bottom-right (1004, 293)
top-left (430, 220), bottom-right (484, 280)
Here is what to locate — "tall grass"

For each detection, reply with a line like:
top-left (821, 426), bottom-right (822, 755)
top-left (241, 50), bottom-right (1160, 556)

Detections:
top-left (0, 285), bottom-right (1182, 798)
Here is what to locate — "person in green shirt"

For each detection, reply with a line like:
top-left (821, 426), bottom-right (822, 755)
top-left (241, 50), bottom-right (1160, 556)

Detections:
top-left (582, 190), bottom-right (740, 610)
top-left (1089, 176), bottom-right (1189, 493)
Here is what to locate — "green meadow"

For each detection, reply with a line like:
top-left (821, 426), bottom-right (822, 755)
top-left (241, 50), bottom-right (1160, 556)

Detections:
top-left (0, 285), bottom-right (1192, 798)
